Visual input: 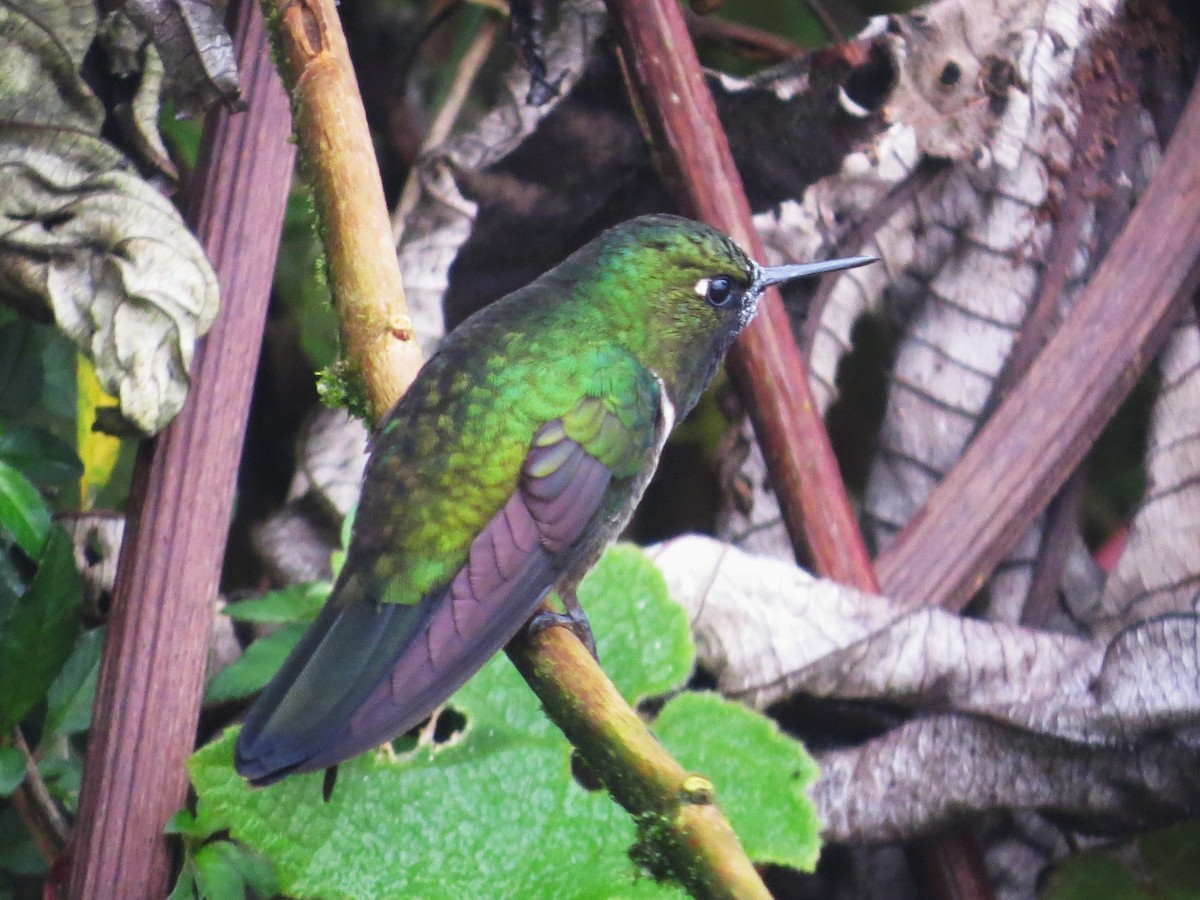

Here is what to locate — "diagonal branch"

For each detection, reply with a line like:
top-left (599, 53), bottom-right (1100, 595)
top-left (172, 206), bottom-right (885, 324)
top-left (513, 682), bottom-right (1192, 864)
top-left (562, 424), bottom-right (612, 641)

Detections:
top-left (609, 0), bottom-right (874, 590)
top-left (269, 0), bottom-right (425, 411)
top-left (875, 76), bottom-right (1200, 613)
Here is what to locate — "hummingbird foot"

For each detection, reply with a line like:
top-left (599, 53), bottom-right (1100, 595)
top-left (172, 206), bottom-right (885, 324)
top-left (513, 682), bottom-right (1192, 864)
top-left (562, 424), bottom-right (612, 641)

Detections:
top-left (527, 593), bottom-right (598, 660)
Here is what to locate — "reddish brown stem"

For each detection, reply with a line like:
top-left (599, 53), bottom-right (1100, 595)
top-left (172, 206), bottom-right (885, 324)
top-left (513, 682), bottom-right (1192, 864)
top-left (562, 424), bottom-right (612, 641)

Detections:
top-left (875, 77), bottom-right (1200, 614)
top-left (606, 2), bottom-right (995, 898)
top-left (609, 0), bottom-right (873, 591)
top-left (67, 3), bottom-right (295, 897)
top-left (684, 8), bottom-right (806, 63)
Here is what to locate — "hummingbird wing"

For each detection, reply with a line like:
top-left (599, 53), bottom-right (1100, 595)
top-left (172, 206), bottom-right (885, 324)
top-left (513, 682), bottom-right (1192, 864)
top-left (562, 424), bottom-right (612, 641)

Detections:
top-left (235, 367), bottom-right (664, 785)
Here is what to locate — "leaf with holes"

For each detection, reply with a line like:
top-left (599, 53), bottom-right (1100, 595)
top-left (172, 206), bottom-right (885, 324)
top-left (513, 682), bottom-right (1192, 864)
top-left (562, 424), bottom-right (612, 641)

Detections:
top-left (189, 544), bottom-right (821, 897)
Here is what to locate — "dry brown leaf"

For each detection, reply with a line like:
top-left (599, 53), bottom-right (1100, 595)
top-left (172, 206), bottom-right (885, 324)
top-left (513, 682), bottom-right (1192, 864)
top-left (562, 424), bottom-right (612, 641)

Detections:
top-left (1092, 323), bottom-right (1200, 631)
top-left (0, 0), bottom-right (231, 433)
top-left (650, 534), bottom-right (1200, 840)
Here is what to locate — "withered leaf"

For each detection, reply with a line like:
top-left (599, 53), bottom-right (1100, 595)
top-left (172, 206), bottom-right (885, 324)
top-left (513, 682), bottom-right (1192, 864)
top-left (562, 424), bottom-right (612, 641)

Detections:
top-left (650, 535), bottom-right (1200, 840)
top-left (0, 0), bottom-right (223, 433)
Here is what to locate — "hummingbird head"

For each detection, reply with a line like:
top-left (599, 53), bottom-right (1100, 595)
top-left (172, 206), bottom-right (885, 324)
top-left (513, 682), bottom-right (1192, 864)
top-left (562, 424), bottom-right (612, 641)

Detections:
top-left (579, 215), bottom-right (873, 418)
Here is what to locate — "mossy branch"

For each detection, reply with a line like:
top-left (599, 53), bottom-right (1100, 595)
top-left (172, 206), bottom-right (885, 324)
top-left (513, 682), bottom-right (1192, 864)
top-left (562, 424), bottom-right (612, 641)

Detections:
top-left (260, 0), bottom-right (768, 896)
top-left (266, 0), bottom-right (424, 415)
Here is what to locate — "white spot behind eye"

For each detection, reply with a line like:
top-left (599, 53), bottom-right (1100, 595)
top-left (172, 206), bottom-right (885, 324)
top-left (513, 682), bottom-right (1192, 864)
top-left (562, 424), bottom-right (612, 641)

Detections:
top-left (837, 85), bottom-right (871, 119)
top-left (694, 278), bottom-right (710, 297)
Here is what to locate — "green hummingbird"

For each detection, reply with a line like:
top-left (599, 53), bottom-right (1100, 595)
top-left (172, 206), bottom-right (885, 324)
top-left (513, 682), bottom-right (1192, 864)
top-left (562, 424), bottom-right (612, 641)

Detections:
top-left (235, 214), bottom-right (872, 785)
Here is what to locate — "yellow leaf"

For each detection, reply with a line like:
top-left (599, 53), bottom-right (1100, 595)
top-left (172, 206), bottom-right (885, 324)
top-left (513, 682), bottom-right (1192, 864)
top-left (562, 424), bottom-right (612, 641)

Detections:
top-left (77, 355), bottom-right (121, 510)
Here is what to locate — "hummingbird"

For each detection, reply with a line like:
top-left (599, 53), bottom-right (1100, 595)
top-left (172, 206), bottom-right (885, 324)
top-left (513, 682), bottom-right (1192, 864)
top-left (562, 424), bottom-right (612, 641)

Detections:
top-left (235, 214), bottom-right (873, 785)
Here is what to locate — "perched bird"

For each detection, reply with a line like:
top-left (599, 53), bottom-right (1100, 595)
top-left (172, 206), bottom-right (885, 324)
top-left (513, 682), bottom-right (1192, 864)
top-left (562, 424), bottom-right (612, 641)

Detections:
top-left (235, 214), bottom-right (872, 785)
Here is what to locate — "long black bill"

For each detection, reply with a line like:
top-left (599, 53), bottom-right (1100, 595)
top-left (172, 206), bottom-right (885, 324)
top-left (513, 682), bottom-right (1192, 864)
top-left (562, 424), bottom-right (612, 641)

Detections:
top-left (752, 255), bottom-right (877, 293)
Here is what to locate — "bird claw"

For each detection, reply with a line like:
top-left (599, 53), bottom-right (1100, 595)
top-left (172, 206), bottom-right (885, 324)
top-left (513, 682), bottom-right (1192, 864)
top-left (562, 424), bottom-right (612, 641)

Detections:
top-left (527, 605), bottom-right (599, 661)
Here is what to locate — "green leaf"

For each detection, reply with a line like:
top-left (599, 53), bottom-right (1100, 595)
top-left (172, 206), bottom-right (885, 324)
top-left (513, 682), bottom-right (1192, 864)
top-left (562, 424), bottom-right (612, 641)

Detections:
top-left (43, 626), bottom-right (103, 737)
top-left (575, 543), bottom-right (693, 704)
top-left (194, 842), bottom-right (247, 900)
top-left (37, 753), bottom-right (82, 808)
top-left (165, 809), bottom-right (201, 839)
top-left (167, 806), bottom-right (273, 899)
top-left (0, 461), bottom-right (50, 558)
top-left (191, 722), bottom-right (676, 900)
top-left (1139, 819), bottom-right (1200, 893)
top-left (0, 747), bottom-right (26, 796)
top-left (276, 190), bottom-right (338, 370)
top-left (1044, 853), bottom-right (1143, 900)
top-left (166, 865), bottom-right (198, 900)
top-left (0, 527), bottom-right (83, 731)
top-left (204, 623), bottom-right (306, 705)
top-left (0, 807), bottom-right (45, 876)
top-left (0, 424), bottom-right (82, 490)
top-left (217, 842), bottom-right (278, 899)
top-left (1043, 821), bottom-right (1200, 900)
top-left (165, 800), bottom-right (230, 843)
top-left (191, 544), bottom-right (818, 898)
top-left (0, 321), bottom-right (45, 418)
top-left (655, 692), bottom-right (821, 872)
top-left (222, 581), bottom-right (329, 624)
top-left (37, 329), bottom-right (80, 421)
top-left (159, 101), bottom-right (204, 171)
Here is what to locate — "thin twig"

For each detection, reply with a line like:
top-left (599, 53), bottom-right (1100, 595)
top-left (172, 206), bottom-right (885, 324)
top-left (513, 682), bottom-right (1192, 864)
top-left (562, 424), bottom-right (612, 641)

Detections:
top-left (684, 8), bottom-right (806, 63)
top-left (392, 12), bottom-right (503, 242)
top-left (7, 728), bottom-right (67, 865)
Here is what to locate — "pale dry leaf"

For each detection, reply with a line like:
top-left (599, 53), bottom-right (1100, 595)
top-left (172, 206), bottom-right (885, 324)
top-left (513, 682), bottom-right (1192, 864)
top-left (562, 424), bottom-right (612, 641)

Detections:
top-left (0, 0), bottom-right (224, 433)
top-left (58, 511), bottom-right (124, 620)
top-left (253, 504), bottom-right (339, 586)
top-left (99, 11), bottom-right (176, 177)
top-left (722, 0), bottom-right (1156, 623)
top-left (288, 407), bottom-right (370, 521)
top-left (0, 127), bottom-right (218, 432)
top-left (254, 408), bottom-right (369, 584)
top-left (0, 0), bottom-right (103, 132)
top-left (861, 0), bottom-right (1153, 621)
top-left (649, 535), bottom-right (1200, 837)
top-left (815, 713), bottom-right (1200, 843)
top-left (121, 0), bottom-right (240, 117)
top-left (57, 511), bottom-right (240, 676)
top-left (1091, 322), bottom-right (1200, 631)
top-left (395, 0), bottom-right (608, 353)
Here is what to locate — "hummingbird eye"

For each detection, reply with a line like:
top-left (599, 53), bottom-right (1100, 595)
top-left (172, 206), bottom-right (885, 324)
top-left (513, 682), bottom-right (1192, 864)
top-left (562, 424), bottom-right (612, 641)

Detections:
top-left (697, 275), bottom-right (738, 309)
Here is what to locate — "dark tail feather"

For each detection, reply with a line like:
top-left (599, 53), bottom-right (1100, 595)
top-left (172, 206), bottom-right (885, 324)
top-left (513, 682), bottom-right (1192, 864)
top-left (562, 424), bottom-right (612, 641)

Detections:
top-left (234, 599), bottom-right (423, 786)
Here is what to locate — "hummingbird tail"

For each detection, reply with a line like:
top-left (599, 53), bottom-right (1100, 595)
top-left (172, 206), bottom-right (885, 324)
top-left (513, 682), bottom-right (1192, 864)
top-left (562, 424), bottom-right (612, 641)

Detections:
top-left (234, 598), bottom-right (423, 786)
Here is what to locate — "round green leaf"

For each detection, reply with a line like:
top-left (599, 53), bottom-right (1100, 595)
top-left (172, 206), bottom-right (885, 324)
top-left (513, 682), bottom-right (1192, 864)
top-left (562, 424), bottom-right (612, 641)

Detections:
top-left (190, 545), bottom-right (810, 896)
top-left (655, 692), bottom-right (822, 872)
